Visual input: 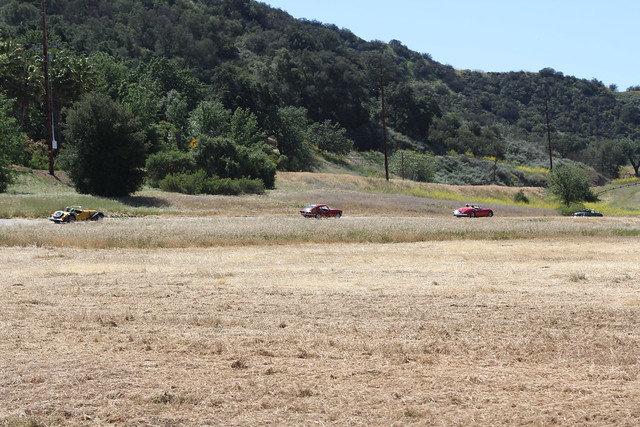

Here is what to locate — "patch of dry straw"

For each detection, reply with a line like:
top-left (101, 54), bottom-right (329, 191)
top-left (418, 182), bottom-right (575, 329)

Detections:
top-left (1, 238), bottom-right (639, 425)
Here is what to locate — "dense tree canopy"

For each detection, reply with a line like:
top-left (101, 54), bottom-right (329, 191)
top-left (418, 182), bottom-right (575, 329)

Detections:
top-left (2, 0), bottom-right (640, 189)
top-left (546, 164), bottom-right (598, 206)
top-left (61, 94), bottom-right (147, 196)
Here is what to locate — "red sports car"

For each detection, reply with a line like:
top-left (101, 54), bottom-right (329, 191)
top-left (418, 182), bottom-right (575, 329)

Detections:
top-left (300, 204), bottom-right (343, 219)
top-left (453, 204), bottom-right (494, 218)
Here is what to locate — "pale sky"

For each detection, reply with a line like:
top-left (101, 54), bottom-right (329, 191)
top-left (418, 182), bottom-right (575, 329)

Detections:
top-left (263, 0), bottom-right (640, 91)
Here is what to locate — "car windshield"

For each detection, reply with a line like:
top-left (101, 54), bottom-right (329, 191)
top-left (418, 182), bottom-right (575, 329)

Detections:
top-left (304, 205), bottom-right (316, 210)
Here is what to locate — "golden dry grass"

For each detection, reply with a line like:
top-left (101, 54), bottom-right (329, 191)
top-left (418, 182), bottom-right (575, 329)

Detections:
top-left (2, 216), bottom-right (640, 248)
top-left (1, 216), bottom-right (640, 425)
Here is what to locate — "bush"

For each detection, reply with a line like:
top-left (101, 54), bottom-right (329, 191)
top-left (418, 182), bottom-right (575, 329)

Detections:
top-left (158, 171), bottom-right (265, 195)
top-left (559, 202), bottom-right (585, 216)
top-left (192, 137), bottom-right (276, 189)
top-left (513, 189), bottom-right (529, 204)
top-left (389, 150), bottom-right (435, 182)
top-left (158, 170), bottom-right (208, 194)
top-left (203, 177), bottom-right (265, 195)
top-left (146, 150), bottom-right (196, 185)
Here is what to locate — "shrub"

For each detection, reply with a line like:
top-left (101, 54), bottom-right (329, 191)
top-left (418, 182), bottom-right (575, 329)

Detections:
top-left (390, 150), bottom-right (435, 182)
top-left (146, 150), bottom-right (196, 185)
top-left (513, 189), bottom-right (529, 204)
top-left (158, 170), bottom-right (208, 194)
top-left (192, 137), bottom-right (276, 189)
top-left (203, 177), bottom-right (265, 195)
top-left (559, 202), bottom-right (585, 216)
top-left (158, 171), bottom-right (265, 195)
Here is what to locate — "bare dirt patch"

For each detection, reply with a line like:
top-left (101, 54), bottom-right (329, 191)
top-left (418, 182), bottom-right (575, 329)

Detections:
top-left (1, 237), bottom-right (639, 425)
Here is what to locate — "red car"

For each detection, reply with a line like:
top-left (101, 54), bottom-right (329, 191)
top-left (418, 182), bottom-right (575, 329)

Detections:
top-left (300, 204), bottom-right (343, 219)
top-left (453, 204), bottom-right (494, 218)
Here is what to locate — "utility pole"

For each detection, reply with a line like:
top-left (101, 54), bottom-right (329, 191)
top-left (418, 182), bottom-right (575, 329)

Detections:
top-left (379, 54), bottom-right (389, 181)
top-left (41, 0), bottom-right (55, 175)
top-left (545, 98), bottom-right (553, 171)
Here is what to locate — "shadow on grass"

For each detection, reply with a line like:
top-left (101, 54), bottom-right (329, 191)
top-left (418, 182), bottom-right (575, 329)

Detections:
top-left (112, 195), bottom-right (172, 208)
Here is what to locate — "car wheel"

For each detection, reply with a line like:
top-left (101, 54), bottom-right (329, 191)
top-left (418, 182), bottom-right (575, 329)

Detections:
top-left (93, 213), bottom-right (104, 221)
top-left (335, 213), bottom-right (342, 219)
top-left (315, 213), bottom-right (322, 219)
top-left (67, 215), bottom-right (76, 223)
top-left (470, 212), bottom-right (476, 218)
top-left (488, 211), bottom-right (493, 217)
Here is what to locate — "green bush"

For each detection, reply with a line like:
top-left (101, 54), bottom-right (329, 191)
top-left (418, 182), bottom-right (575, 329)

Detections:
top-left (158, 171), bottom-right (265, 195)
top-left (158, 170), bottom-right (207, 194)
top-left (559, 202), bottom-right (585, 216)
top-left (390, 150), bottom-right (435, 182)
top-left (192, 137), bottom-right (276, 189)
top-left (146, 150), bottom-right (196, 185)
top-left (513, 189), bottom-right (529, 204)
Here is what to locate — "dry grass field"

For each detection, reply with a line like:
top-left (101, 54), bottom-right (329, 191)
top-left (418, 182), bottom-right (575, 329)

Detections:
top-left (1, 215), bottom-right (640, 426)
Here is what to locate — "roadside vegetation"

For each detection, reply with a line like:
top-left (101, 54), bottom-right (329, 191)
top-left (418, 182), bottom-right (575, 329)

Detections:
top-left (2, 166), bottom-right (639, 220)
top-left (3, 0), bottom-right (640, 200)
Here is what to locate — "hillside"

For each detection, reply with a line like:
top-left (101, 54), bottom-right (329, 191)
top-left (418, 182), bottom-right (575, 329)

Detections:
top-left (1, 0), bottom-right (640, 188)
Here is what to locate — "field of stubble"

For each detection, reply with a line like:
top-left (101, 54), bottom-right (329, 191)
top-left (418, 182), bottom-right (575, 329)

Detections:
top-left (1, 216), bottom-right (640, 426)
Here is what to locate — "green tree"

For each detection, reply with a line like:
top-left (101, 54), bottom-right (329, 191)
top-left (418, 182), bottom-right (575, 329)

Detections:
top-left (389, 149), bottom-right (435, 182)
top-left (273, 106), bottom-right (313, 171)
top-left (158, 89), bottom-right (191, 150)
top-left (307, 120), bottom-right (353, 155)
top-left (546, 163), bottom-right (597, 206)
top-left (0, 39), bottom-right (43, 134)
top-left (230, 107), bottom-right (263, 146)
top-left (119, 74), bottom-right (162, 129)
top-left (61, 94), bottom-right (147, 196)
top-left (588, 139), bottom-right (625, 177)
top-left (386, 83), bottom-right (439, 141)
top-left (188, 100), bottom-right (231, 139)
top-left (0, 93), bottom-right (28, 192)
top-left (618, 138), bottom-right (640, 177)
top-left (0, 93), bottom-right (28, 166)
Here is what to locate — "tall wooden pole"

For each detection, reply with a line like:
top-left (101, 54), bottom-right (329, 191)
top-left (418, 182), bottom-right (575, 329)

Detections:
top-left (379, 55), bottom-right (389, 181)
top-left (545, 98), bottom-right (553, 171)
top-left (41, 0), bottom-right (54, 175)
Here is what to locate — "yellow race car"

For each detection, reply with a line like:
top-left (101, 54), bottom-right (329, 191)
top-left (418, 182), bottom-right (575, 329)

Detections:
top-left (49, 206), bottom-right (105, 223)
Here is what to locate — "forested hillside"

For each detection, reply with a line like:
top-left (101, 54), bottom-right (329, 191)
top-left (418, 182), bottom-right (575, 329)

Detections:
top-left (2, 0), bottom-right (640, 193)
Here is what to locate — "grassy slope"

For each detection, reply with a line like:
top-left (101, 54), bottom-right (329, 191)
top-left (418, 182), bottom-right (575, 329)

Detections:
top-left (1, 167), bottom-right (639, 218)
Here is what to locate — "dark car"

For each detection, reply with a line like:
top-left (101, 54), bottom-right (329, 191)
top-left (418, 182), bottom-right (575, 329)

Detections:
top-left (300, 204), bottom-right (343, 219)
top-left (453, 204), bottom-right (494, 218)
top-left (572, 209), bottom-right (603, 217)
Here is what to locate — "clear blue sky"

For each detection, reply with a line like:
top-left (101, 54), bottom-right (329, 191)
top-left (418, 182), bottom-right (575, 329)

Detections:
top-left (263, 0), bottom-right (640, 91)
